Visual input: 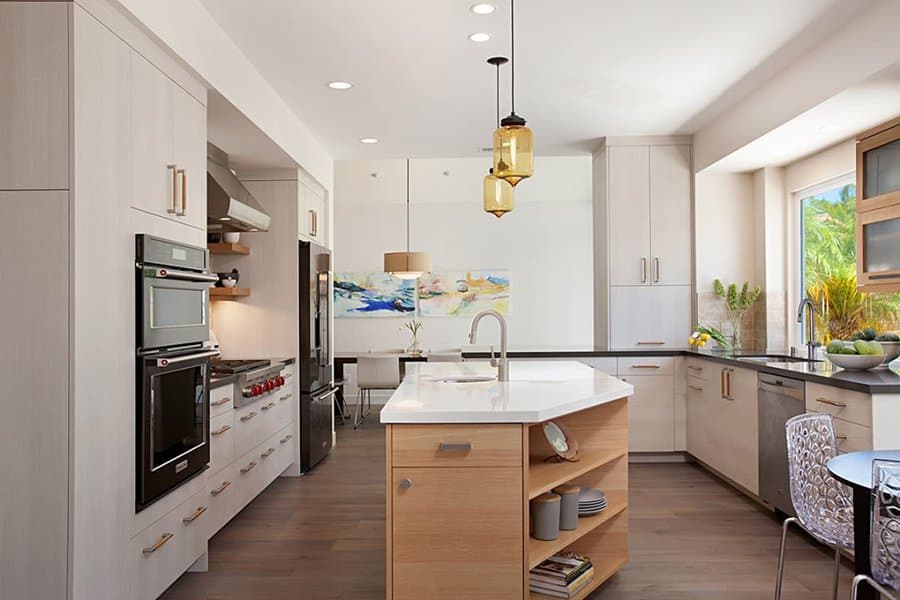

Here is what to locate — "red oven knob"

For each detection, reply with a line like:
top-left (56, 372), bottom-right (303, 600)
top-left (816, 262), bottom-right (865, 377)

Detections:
top-left (275, 376), bottom-right (285, 386)
top-left (251, 384), bottom-right (262, 397)
top-left (263, 380), bottom-right (273, 392)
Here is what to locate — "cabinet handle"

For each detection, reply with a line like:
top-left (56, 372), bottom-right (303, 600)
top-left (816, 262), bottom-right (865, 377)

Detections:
top-left (211, 424), bottom-right (231, 436)
top-left (720, 369), bottom-right (727, 398)
top-left (211, 397), bottom-right (231, 407)
top-left (261, 447), bottom-right (275, 458)
top-left (438, 442), bottom-right (472, 452)
top-left (641, 257), bottom-right (647, 284)
top-left (835, 434), bottom-right (848, 441)
top-left (724, 368), bottom-right (733, 400)
top-left (630, 364), bottom-right (661, 369)
top-left (654, 257), bottom-right (660, 283)
top-left (687, 365), bottom-right (703, 372)
top-left (240, 461), bottom-right (257, 474)
top-left (687, 384), bottom-right (703, 392)
top-left (280, 394), bottom-right (292, 401)
top-left (309, 209), bottom-right (317, 237)
top-left (142, 532), bottom-right (174, 555)
top-left (815, 397), bottom-right (847, 408)
top-left (637, 340), bottom-right (665, 346)
top-left (261, 401), bottom-right (276, 411)
top-left (167, 165), bottom-right (178, 214)
top-left (182, 505), bottom-right (207, 523)
top-left (175, 168), bottom-right (186, 216)
top-left (280, 434), bottom-right (293, 444)
top-left (400, 478), bottom-right (413, 489)
top-left (210, 481), bottom-right (231, 496)
top-left (240, 411), bottom-right (257, 422)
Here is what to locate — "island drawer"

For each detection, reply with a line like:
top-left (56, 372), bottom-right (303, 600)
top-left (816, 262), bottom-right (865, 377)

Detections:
top-left (391, 424), bottom-right (522, 467)
top-left (805, 382), bottom-right (872, 427)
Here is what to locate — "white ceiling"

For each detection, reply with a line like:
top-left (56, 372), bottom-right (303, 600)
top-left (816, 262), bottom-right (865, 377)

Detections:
top-left (200, 0), bottom-right (858, 160)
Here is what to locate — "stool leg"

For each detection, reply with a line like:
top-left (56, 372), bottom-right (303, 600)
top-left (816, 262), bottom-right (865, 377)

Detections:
top-left (775, 517), bottom-right (798, 600)
top-left (831, 546), bottom-right (841, 600)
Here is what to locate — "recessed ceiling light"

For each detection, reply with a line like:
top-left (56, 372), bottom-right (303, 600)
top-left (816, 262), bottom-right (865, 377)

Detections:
top-left (360, 138), bottom-right (379, 144)
top-left (469, 32), bottom-right (491, 43)
top-left (328, 81), bottom-right (352, 90)
top-left (470, 3), bottom-right (495, 14)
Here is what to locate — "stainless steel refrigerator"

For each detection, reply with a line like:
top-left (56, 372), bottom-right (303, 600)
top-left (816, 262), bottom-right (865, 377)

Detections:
top-left (299, 240), bottom-right (334, 472)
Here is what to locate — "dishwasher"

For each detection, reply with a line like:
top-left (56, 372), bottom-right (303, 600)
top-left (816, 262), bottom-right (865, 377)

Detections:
top-left (758, 373), bottom-right (805, 517)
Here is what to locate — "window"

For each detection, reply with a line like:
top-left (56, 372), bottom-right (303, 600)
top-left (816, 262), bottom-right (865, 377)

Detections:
top-left (799, 175), bottom-right (900, 342)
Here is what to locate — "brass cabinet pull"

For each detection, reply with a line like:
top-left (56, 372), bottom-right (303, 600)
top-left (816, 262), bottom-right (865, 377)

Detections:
top-left (835, 434), bottom-right (848, 441)
top-left (631, 364), bottom-right (661, 369)
top-left (637, 340), bottom-right (665, 345)
top-left (309, 209), bottom-right (317, 237)
top-left (211, 481), bottom-right (231, 496)
top-left (280, 434), bottom-right (293, 444)
top-left (260, 447), bottom-right (275, 458)
top-left (720, 369), bottom-right (727, 398)
top-left (654, 257), bottom-right (660, 283)
top-left (240, 411), bottom-right (257, 422)
top-left (167, 165), bottom-right (178, 214)
top-left (183, 506), bottom-right (207, 523)
top-left (438, 442), bottom-right (472, 452)
top-left (725, 368), bottom-right (733, 400)
top-left (280, 394), bottom-right (292, 401)
top-left (240, 461), bottom-right (257, 474)
top-left (687, 384), bottom-right (703, 392)
top-left (211, 424), bottom-right (231, 436)
top-left (261, 401), bottom-right (276, 411)
top-left (143, 532), bottom-right (173, 554)
top-left (211, 398), bottom-right (231, 407)
top-left (175, 168), bottom-right (186, 216)
top-left (816, 397), bottom-right (847, 408)
top-left (687, 365), bottom-right (703, 372)
top-left (641, 257), bottom-right (647, 284)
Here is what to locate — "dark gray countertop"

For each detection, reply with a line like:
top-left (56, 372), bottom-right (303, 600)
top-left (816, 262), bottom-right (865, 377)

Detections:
top-left (459, 348), bottom-right (900, 394)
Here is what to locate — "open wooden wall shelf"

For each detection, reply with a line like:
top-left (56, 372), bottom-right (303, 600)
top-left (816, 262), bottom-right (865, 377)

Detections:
top-left (208, 242), bottom-right (250, 255)
top-left (210, 287), bottom-right (250, 300)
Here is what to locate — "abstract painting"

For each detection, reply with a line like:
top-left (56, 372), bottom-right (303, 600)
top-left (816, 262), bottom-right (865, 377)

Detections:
top-left (418, 270), bottom-right (510, 317)
top-left (334, 272), bottom-right (416, 318)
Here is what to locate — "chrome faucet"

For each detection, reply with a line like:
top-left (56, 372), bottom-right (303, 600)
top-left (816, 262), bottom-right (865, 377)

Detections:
top-left (797, 298), bottom-right (819, 360)
top-left (467, 309), bottom-right (509, 381)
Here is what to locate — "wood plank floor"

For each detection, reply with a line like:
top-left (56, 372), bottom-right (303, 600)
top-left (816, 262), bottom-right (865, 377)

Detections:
top-left (160, 422), bottom-right (852, 599)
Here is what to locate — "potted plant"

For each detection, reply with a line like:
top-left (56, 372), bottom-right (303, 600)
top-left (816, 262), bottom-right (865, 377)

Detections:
top-left (402, 319), bottom-right (424, 356)
top-left (713, 279), bottom-right (761, 351)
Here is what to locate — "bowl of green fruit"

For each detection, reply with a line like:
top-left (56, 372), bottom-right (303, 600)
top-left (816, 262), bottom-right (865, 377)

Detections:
top-left (849, 329), bottom-right (900, 366)
top-left (826, 337), bottom-right (885, 371)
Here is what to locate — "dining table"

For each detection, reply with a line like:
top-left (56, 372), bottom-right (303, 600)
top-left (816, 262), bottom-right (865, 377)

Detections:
top-left (827, 449), bottom-right (900, 600)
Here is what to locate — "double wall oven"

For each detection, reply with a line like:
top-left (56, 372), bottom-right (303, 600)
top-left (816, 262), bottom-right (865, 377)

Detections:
top-left (136, 235), bottom-right (219, 510)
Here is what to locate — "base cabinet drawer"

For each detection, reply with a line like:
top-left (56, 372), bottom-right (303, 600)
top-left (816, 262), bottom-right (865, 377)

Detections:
top-left (685, 358), bottom-right (710, 381)
top-left (209, 385), bottom-right (234, 418)
top-left (209, 411), bottom-right (234, 475)
top-left (234, 425), bottom-right (293, 511)
top-left (234, 400), bottom-right (268, 457)
top-left (834, 418), bottom-right (873, 454)
top-left (391, 424), bottom-right (522, 467)
top-left (205, 465), bottom-right (237, 539)
top-left (132, 489), bottom-right (209, 600)
top-left (805, 382), bottom-right (872, 427)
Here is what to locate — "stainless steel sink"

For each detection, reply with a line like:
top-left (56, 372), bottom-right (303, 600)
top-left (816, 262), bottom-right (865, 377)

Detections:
top-left (431, 375), bottom-right (497, 384)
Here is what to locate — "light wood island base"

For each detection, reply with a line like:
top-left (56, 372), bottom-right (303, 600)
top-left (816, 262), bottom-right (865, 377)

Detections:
top-left (385, 398), bottom-right (629, 600)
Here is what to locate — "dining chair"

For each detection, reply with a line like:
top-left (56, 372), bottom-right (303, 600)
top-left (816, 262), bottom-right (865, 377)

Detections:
top-left (850, 459), bottom-right (900, 599)
top-left (428, 348), bottom-right (463, 362)
top-left (775, 412), bottom-right (855, 600)
top-left (354, 354), bottom-right (400, 430)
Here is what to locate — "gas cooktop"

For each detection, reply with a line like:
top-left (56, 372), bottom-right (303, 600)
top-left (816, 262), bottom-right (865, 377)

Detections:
top-left (209, 359), bottom-right (271, 376)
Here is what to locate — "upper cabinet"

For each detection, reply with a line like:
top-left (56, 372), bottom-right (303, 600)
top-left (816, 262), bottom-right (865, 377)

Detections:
top-left (298, 178), bottom-right (327, 245)
top-left (130, 52), bottom-right (207, 231)
top-left (607, 144), bottom-right (692, 286)
top-left (0, 2), bottom-right (69, 190)
top-left (857, 117), bottom-right (900, 292)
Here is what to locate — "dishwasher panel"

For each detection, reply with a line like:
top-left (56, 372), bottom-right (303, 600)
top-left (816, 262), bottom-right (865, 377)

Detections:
top-left (758, 374), bottom-right (805, 516)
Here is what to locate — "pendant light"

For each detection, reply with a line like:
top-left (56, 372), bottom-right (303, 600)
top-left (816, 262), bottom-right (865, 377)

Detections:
top-left (384, 159), bottom-right (432, 279)
top-left (484, 56), bottom-right (514, 218)
top-left (493, 0), bottom-right (533, 187)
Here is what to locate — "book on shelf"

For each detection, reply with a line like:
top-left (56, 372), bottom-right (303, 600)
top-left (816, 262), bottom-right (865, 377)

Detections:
top-left (530, 551), bottom-right (592, 583)
top-left (529, 566), bottom-right (594, 598)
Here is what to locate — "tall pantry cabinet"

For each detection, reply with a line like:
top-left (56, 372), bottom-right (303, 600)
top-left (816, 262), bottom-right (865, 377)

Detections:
top-left (0, 2), bottom-right (208, 599)
top-left (593, 138), bottom-right (693, 348)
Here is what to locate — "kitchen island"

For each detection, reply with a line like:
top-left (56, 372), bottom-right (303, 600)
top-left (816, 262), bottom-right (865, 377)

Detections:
top-left (381, 361), bottom-right (633, 600)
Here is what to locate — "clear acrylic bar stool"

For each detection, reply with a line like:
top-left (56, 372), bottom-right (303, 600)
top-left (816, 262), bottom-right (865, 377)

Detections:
top-left (850, 459), bottom-right (900, 600)
top-left (775, 413), bottom-right (855, 600)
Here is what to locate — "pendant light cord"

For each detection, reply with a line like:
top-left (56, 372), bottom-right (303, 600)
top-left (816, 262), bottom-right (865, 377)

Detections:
top-left (510, 0), bottom-right (515, 115)
top-left (495, 62), bottom-right (501, 127)
top-left (406, 158), bottom-right (411, 253)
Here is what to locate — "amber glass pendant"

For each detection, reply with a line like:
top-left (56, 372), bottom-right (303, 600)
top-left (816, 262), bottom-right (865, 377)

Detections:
top-left (483, 168), bottom-right (514, 218)
top-left (493, 113), bottom-right (533, 187)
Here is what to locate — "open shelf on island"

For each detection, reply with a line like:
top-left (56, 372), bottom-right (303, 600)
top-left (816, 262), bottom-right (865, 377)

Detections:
top-left (529, 555), bottom-right (627, 600)
top-left (527, 490), bottom-right (627, 569)
top-left (208, 242), bottom-right (250, 255)
top-left (210, 287), bottom-right (250, 300)
top-left (528, 448), bottom-right (627, 500)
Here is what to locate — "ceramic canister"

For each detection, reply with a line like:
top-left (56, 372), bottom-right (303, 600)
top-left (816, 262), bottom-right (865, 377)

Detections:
top-left (552, 484), bottom-right (581, 530)
top-left (531, 493), bottom-right (561, 541)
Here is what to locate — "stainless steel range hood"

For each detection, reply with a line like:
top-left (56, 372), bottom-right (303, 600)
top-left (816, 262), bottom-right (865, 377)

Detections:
top-left (207, 142), bottom-right (271, 232)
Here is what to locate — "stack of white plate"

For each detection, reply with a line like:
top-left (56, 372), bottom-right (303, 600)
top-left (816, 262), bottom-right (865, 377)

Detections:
top-left (578, 488), bottom-right (607, 516)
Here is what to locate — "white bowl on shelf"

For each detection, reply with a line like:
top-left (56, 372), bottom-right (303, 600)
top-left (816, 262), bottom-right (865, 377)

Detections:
top-left (826, 353), bottom-right (884, 371)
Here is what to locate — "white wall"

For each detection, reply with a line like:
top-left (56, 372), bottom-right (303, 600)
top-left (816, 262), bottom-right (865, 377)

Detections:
top-left (333, 156), bottom-right (594, 353)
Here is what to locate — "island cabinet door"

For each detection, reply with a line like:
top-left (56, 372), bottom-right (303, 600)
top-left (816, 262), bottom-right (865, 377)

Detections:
top-left (391, 467), bottom-right (523, 599)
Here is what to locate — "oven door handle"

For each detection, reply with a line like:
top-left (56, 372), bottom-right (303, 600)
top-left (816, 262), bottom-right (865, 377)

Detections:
top-left (145, 267), bottom-right (219, 283)
top-left (156, 349), bottom-right (220, 368)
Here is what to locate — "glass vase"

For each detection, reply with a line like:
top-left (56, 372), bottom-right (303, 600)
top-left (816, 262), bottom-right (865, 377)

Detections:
top-left (729, 317), bottom-right (743, 352)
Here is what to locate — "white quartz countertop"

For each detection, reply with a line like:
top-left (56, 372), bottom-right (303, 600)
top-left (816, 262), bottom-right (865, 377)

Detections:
top-left (379, 361), bottom-right (633, 424)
